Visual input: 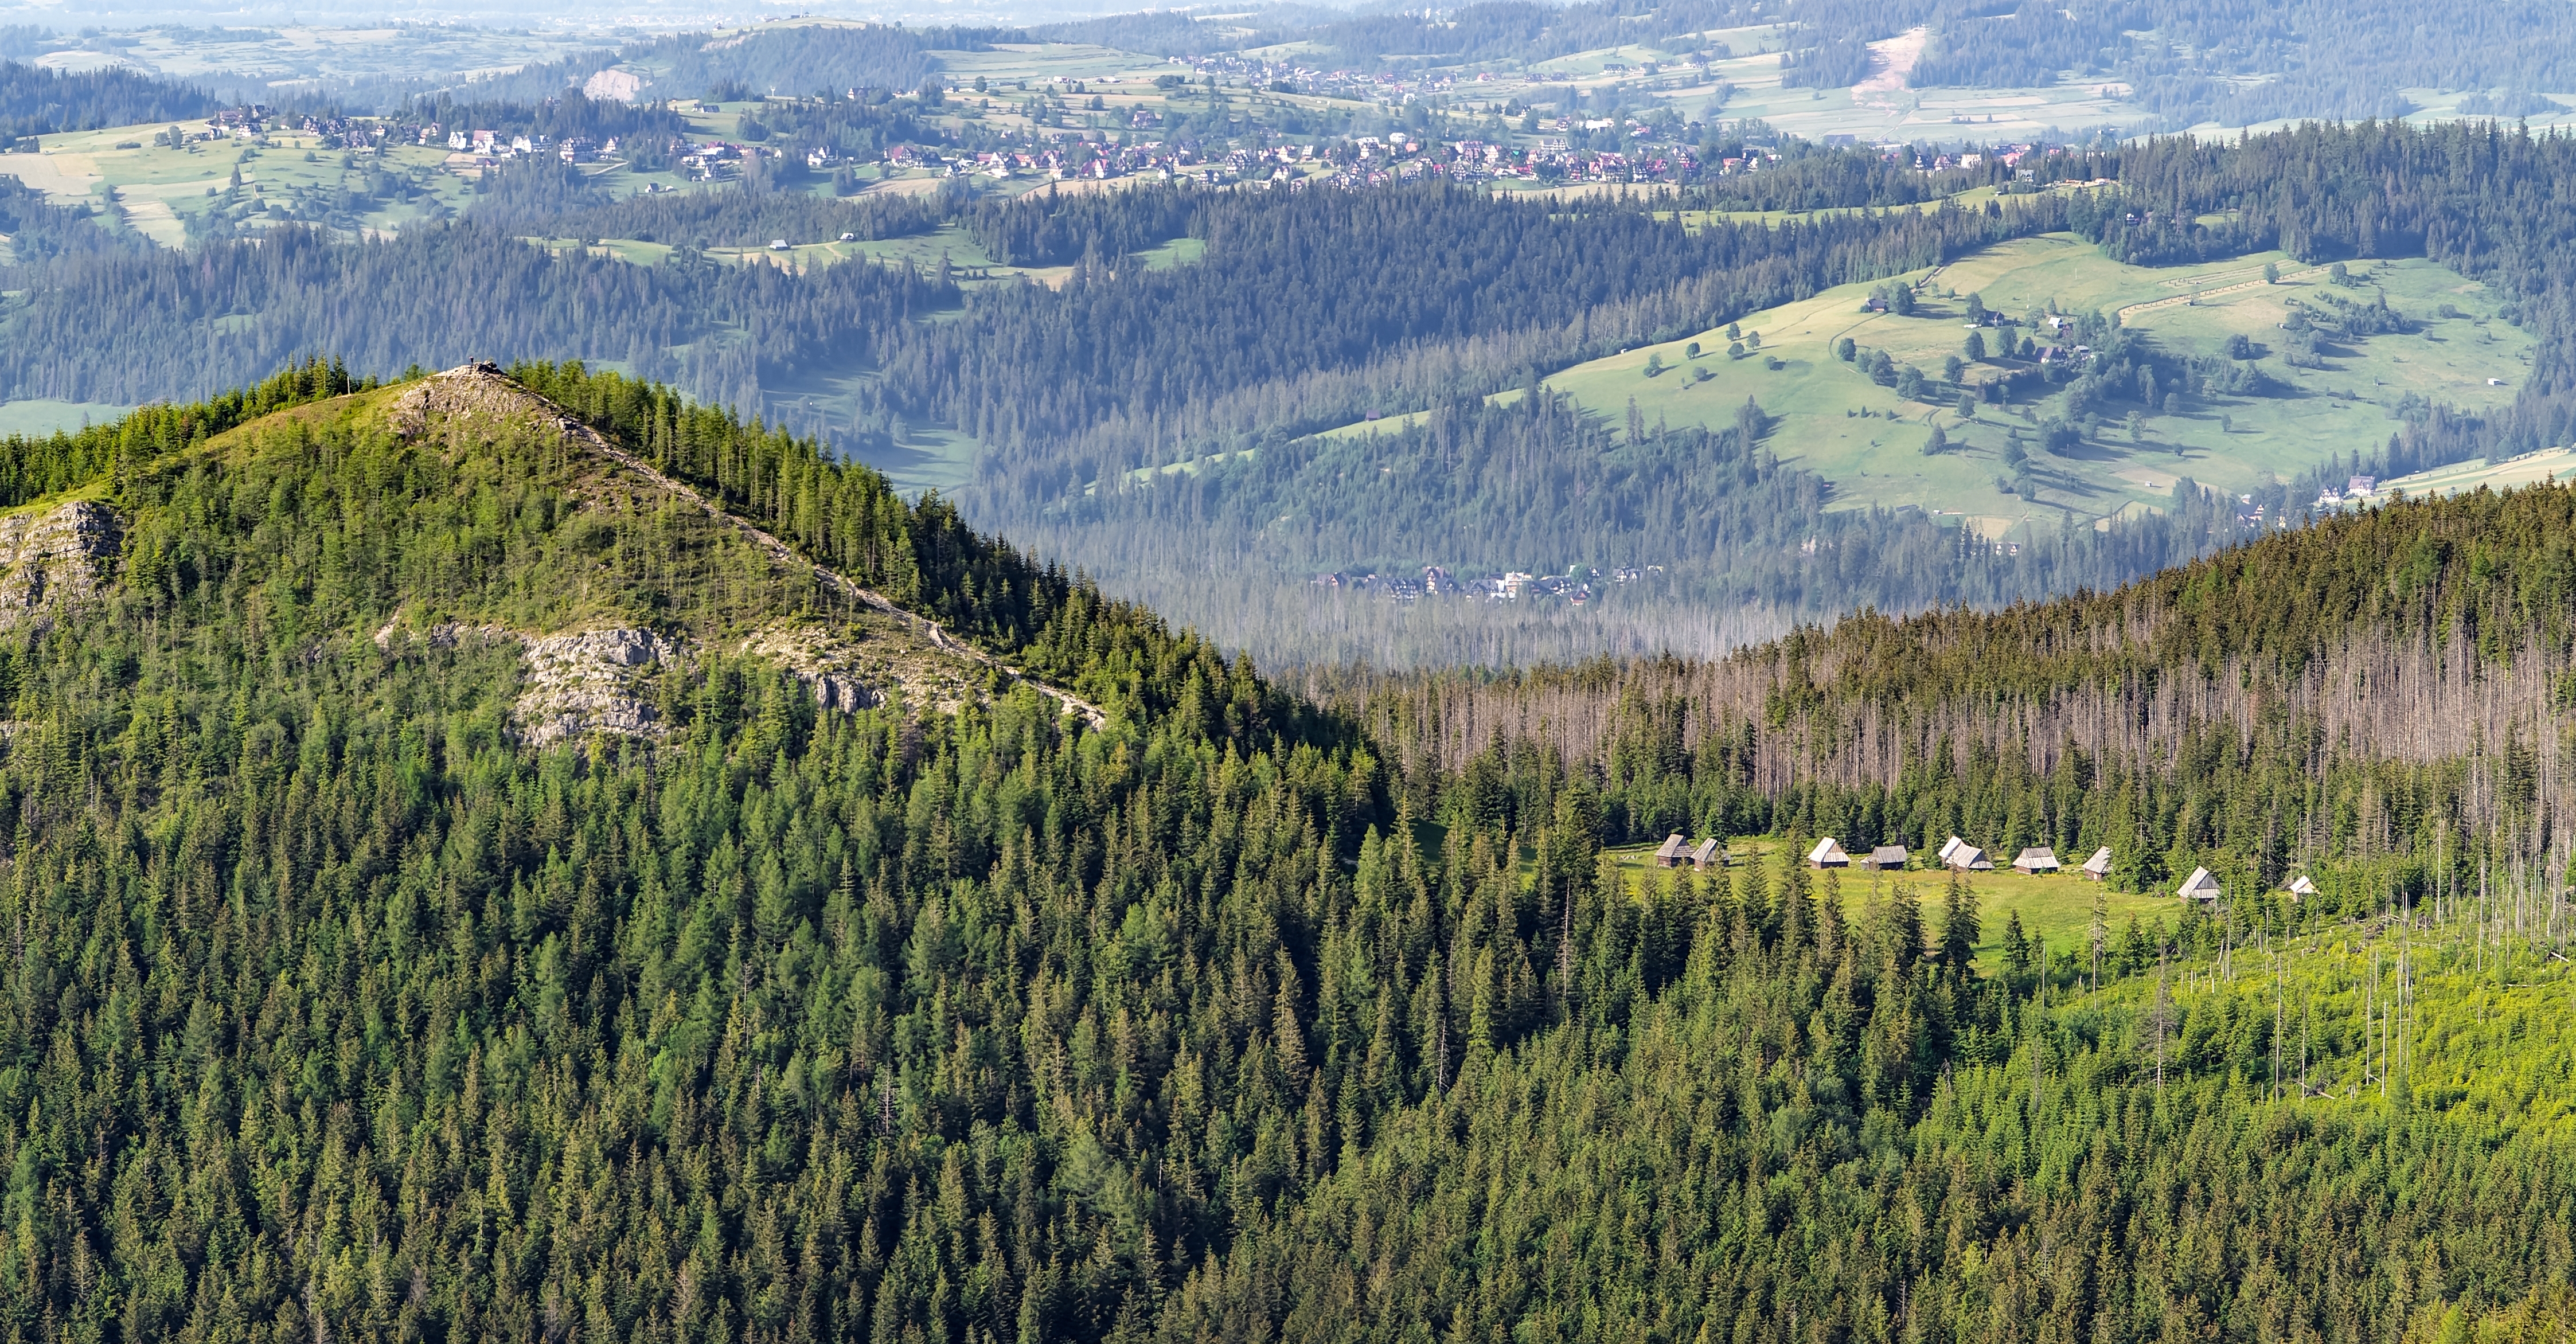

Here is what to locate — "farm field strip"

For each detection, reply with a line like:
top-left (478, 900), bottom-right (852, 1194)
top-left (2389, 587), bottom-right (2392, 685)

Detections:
top-left (2113, 266), bottom-right (2332, 323)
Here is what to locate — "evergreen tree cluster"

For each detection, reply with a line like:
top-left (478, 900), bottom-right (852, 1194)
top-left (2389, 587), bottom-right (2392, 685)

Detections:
top-left (463, 161), bottom-right (944, 248)
top-left (0, 224), bottom-right (950, 417)
top-left (0, 60), bottom-right (212, 142)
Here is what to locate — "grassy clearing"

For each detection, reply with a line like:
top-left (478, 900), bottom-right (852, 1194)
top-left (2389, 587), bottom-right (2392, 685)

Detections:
top-left (1696, 46), bottom-right (2149, 143)
top-left (1601, 837), bottom-right (2576, 1128)
top-left (755, 365), bottom-right (985, 497)
top-left (937, 42), bottom-right (1172, 84)
top-left (1316, 233), bottom-right (2532, 533)
top-left (1131, 236), bottom-right (1208, 269)
top-left (2384, 446), bottom-right (2576, 498)
top-left (1603, 835), bottom-right (2178, 967)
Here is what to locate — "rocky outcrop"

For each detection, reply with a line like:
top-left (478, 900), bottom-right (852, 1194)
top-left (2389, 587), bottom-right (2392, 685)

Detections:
top-left (382, 620), bottom-right (907, 746)
top-left (378, 621), bottom-right (683, 746)
top-left (0, 501), bottom-right (119, 632)
top-left (392, 364), bottom-right (1109, 731)
top-left (516, 628), bottom-right (682, 746)
top-left (738, 624), bottom-right (887, 714)
top-left (389, 363), bottom-right (588, 443)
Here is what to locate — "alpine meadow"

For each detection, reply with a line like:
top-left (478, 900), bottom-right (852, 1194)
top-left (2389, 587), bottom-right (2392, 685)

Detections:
top-left (7, 4), bottom-right (2576, 1343)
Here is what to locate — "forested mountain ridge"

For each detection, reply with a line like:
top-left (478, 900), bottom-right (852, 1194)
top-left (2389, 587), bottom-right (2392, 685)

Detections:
top-left (3, 361), bottom-right (2576, 1340)
top-left (0, 358), bottom-right (1377, 1341)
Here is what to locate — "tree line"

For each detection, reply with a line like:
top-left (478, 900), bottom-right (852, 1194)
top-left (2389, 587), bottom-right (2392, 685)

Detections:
top-left (0, 59), bottom-right (212, 143)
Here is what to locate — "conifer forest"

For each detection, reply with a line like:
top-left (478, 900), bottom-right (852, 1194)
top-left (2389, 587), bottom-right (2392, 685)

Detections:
top-left (5, 6), bottom-right (2576, 1342)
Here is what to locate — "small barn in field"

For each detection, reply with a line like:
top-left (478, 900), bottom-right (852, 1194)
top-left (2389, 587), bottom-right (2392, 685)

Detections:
top-left (2013, 847), bottom-right (2060, 874)
top-left (1808, 838), bottom-right (1851, 869)
top-left (2286, 874), bottom-right (2317, 900)
top-left (2081, 847), bottom-right (2114, 881)
top-left (1939, 837), bottom-right (1993, 871)
top-left (1689, 838), bottom-right (1724, 869)
top-left (1654, 834), bottom-right (1691, 867)
top-left (1867, 845), bottom-right (1909, 870)
top-left (2177, 867), bottom-right (2223, 901)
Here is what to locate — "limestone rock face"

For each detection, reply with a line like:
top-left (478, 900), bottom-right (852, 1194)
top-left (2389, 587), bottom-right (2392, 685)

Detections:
top-left (516, 628), bottom-right (684, 746)
top-left (0, 501), bottom-right (120, 631)
top-left (378, 623), bottom-right (688, 746)
top-left (737, 623), bottom-right (889, 716)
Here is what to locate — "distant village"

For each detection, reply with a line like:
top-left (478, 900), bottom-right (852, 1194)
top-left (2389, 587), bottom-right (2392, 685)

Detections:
top-left (1309, 563), bottom-right (1665, 604)
top-left (169, 48), bottom-right (2077, 197)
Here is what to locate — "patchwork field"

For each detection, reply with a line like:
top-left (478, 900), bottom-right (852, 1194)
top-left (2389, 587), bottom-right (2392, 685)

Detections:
top-left (1321, 232), bottom-right (2534, 535)
top-left (3, 122), bottom-right (483, 243)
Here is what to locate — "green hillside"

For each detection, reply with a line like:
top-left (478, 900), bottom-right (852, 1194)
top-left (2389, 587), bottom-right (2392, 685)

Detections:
top-left (0, 361), bottom-right (2569, 1340)
top-left (1325, 233), bottom-right (2532, 534)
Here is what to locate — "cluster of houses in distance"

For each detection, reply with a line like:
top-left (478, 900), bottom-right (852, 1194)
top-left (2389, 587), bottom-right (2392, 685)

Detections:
top-left (1309, 563), bottom-right (1664, 604)
top-left (1651, 833), bottom-right (2320, 904)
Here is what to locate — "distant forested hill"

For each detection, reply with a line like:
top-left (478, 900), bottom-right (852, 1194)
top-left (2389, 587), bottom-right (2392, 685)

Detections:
top-left (899, 182), bottom-right (2074, 467)
top-left (0, 222), bottom-right (944, 418)
top-left (1075, 0), bottom-right (2576, 127)
top-left (0, 59), bottom-right (212, 141)
top-left (1313, 475), bottom-right (2576, 862)
top-left (612, 25), bottom-right (983, 100)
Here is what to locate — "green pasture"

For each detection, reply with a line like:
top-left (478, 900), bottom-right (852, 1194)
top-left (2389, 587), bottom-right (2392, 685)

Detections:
top-left (2, 123), bottom-right (489, 242)
top-left (1605, 835), bottom-right (2175, 968)
top-left (1133, 235), bottom-right (1207, 269)
top-left (754, 365), bottom-right (985, 498)
top-left (2385, 447), bottom-right (2576, 498)
top-left (1316, 233), bottom-right (2534, 534)
top-left (938, 42), bottom-right (1172, 85)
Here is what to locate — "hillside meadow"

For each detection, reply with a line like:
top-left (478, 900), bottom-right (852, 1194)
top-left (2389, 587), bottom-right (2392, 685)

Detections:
top-left (1322, 232), bottom-right (2533, 539)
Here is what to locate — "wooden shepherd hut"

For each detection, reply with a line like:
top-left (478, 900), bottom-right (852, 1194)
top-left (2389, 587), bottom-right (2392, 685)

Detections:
top-left (2012, 847), bottom-right (2060, 874)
